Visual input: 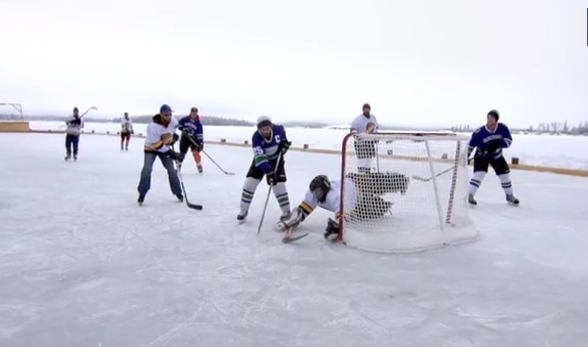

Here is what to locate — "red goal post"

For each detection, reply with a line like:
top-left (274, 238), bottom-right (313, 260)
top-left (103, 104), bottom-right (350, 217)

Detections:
top-left (338, 131), bottom-right (478, 253)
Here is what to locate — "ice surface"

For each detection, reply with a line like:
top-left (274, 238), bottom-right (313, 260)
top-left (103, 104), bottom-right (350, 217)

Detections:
top-left (1, 133), bottom-right (588, 347)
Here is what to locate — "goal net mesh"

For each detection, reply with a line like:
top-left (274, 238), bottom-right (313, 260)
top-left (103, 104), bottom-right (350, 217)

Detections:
top-left (339, 132), bottom-right (478, 253)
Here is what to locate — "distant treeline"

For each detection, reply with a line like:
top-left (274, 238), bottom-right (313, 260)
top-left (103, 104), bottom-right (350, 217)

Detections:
top-left (0, 113), bottom-right (443, 131)
top-left (0, 113), bottom-right (255, 127)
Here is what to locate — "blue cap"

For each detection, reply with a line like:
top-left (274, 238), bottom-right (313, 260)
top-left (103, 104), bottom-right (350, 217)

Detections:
top-left (160, 104), bottom-right (173, 113)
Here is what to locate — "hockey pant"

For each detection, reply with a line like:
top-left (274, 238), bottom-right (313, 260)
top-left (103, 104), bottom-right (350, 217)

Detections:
top-left (469, 156), bottom-right (514, 196)
top-left (240, 159), bottom-right (290, 215)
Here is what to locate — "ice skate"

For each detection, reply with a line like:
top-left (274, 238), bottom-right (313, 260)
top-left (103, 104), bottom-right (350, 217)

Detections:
top-left (237, 210), bottom-right (248, 224)
top-left (73, 155), bottom-right (77, 161)
top-left (468, 194), bottom-right (477, 206)
top-left (197, 164), bottom-right (203, 174)
top-left (138, 194), bottom-right (145, 206)
top-left (506, 194), bottom-right (519, 206)
top-left (176, 194), bottom-right (184, 203)
top-left (64, 153), bottom-right (71, 161)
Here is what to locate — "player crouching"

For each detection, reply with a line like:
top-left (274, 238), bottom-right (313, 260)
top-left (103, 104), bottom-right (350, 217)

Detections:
top-left (237, 116), bottom-right (292, 223)
top-left (277, 171), bottom-right (410, 241)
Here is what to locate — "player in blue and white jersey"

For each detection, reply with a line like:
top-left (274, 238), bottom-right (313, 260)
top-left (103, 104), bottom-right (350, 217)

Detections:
top-left (177, 107), bottom-right (204, 173)
top-left (237, 116), bottom-right (292, 223)
top-left (467, 110), bottom-right (519, 206)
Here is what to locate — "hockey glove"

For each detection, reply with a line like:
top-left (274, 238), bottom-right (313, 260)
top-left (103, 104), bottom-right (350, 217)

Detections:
top-left (324, 218), bottom-right (340, 241)
top-left (167, 150), bottom-right (185, 162)
top-left (170, 133), bottom-right (180, 146)
top-left (280, 140), bottom-right (292, 154)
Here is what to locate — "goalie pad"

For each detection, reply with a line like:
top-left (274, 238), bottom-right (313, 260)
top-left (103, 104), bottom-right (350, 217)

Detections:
top-left (275, 207), bottom-right (305, 231)
top-left (346, 172), bottom-right (409, 195)
top-left (350, 195), bottom-right (393, 221)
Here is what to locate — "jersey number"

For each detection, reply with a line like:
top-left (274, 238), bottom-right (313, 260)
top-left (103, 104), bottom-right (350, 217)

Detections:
top-left (253, 146), bottom-right (264, 155)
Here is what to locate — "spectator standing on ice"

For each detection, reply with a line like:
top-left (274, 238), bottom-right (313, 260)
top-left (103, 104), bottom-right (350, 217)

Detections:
top-left (350, 103), bottom-right (380, 173)
top-left (64, 107), bottom-right (84, 161)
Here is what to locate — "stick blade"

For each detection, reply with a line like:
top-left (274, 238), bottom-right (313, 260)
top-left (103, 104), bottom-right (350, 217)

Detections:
top-left (187, 202), bottom-right (203, 210)
top-left (281, 228), bottom-right (309, 243)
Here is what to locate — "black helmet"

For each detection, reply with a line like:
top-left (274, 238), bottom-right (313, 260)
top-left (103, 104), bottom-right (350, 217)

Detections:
top-left (309, 175), bottom-right (331, 203)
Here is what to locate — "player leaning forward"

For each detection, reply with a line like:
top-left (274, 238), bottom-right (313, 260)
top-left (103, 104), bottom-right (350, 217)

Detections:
top-left (137, 104), bottom-right (184, 205)
top-left (277, 171), bottom-right (410, 240)
top-left (237, 116), bottom-right (292, 222)
top-left (467, 110), bottom-right (519, 206)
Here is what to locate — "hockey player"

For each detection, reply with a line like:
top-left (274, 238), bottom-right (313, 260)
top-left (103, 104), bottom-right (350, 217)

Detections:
top-left (64, 107), bottom-right (84, 161)
top-left (350, 103), bottom-right (380, 173)
top-left (177, 107), bottom-right (204, 173)
top-left (137, 104), bottom-right (184, 205)
top-left (467, 109), bottom-right (519, 206)
top-left (277, 172), bottom-right (410, 241)
top-left (237, 115), bottom-right (292, 222)
top-left (120, 112), bottom-right (134, 151)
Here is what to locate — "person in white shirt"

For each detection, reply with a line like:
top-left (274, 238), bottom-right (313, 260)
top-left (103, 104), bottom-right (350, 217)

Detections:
top-left (350, 103), bottom-right (380, 173)
top-left (64, 107), bottom-right (85, 161)
top-left (137, 104), bottom-right (184, 205)
top-left (277, 172), bottom-right (410, 241)
top-left (120, 112), bottom-right (134, 151)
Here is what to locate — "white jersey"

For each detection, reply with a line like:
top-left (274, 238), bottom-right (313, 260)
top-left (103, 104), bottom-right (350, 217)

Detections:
top-left (143, 117), bottom-right (178, 153)
top-left (65, 117), bottom-right (84, 136)
top-left (351, 113), bottom-right (379, 134)
top-left (121, 118), bottom-right (133, 133)
top-left (299, 177), bottom-right (358, 219)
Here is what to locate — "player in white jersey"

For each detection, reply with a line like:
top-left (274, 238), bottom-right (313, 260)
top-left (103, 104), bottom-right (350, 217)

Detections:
top-left (120, 112), bottom-right (134, 151)
top-left (277, 171), bottom-right (410, 241)
top-left (350, 103), bottom-right (380, 173)
top-left (137, 104), bottom-right (183, 205)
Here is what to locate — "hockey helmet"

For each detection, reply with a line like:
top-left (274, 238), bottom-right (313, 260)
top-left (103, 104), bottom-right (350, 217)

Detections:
top-left (256, 115), bottom-right (272, 129)
top-left (309, 175), bottom-right (331, 203)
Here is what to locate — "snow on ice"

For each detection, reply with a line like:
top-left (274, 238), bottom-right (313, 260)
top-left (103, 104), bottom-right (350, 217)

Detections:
top-left (1, 133), bottom-right (588, 347)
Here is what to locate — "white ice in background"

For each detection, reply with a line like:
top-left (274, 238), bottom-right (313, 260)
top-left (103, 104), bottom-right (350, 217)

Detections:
top-left (1, 133), bottom-right (588, 347)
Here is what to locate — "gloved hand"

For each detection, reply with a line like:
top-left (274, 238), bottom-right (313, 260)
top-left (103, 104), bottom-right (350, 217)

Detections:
top-left (167, 150), bottom-right (184, 161)
top-left (324, 218), bottom-right (340, 241)
top-left (170, 133), bottom-right (180, 146)
top-left (280, 140), bottom-right (292, 154)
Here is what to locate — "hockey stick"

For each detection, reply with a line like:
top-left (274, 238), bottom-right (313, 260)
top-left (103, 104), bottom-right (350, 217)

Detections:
top-left (173, 146), bottom-right (203, 210)
top-left (282, 227), bottom-right (310, 243)
top-left (257, 152), bottom-right (283, 235)
top-left (411, 166), bottom-right (455, 182)
top-left (57, 106), bottom-right (98, 129)
top-left (185, 136), bottom-right (234, 175)
top-left (80, 106), bottom-right (98, 118)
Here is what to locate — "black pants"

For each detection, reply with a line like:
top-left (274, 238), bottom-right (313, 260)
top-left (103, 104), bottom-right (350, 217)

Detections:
top-left (473, 155), bottom-right (510, 175)
top-left (179, 135), bottom-right (200, 154)
top-left (246, 158), bottom-right (287, 185)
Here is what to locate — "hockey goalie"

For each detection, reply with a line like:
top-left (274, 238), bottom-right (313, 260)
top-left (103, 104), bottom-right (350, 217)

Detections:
top-left (276, 171), bottom-right (410, 241)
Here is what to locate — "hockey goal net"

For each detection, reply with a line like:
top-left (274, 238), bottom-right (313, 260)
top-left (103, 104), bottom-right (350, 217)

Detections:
top-left (339, 132), bottom-right (478, 253)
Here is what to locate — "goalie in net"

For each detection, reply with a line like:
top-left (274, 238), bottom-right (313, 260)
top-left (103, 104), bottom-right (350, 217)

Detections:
top-left (276, 172), bottom-right (410, 241)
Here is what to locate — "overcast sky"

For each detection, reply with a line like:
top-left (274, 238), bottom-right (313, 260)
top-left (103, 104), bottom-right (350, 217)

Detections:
top-left (0, 0), bottom-right (586, 127)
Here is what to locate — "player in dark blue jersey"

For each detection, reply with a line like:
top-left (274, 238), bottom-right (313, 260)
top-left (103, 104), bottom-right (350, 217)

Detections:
top-left (467, 110), bottom-right (519, 206)
top-left (237, 116), bottom-right (292, 223)
top-left (177, 107), bottom-right (204, 173)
